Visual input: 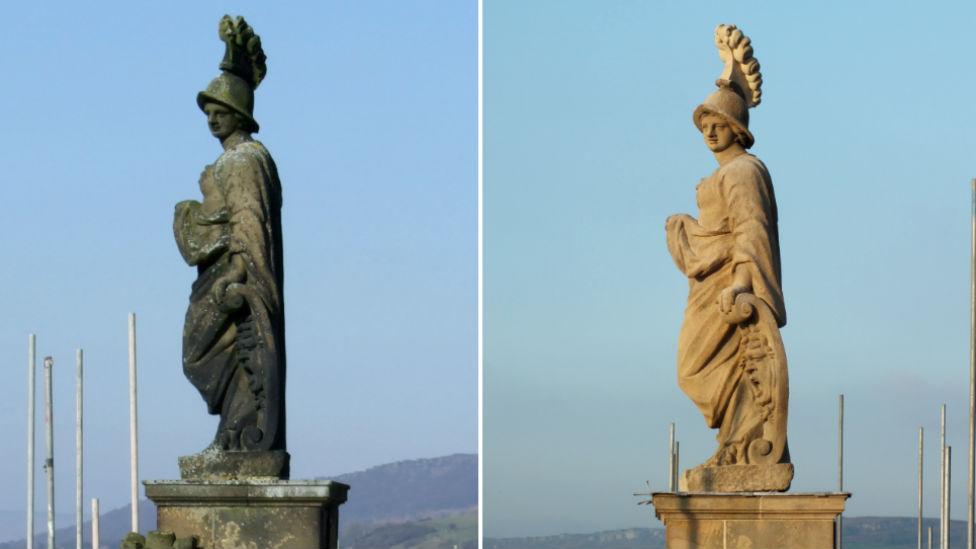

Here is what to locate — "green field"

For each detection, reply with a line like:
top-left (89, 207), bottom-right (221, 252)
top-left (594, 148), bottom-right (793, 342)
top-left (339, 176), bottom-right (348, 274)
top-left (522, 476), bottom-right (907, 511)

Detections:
top-left (343, 511), bottom-right (477, 549)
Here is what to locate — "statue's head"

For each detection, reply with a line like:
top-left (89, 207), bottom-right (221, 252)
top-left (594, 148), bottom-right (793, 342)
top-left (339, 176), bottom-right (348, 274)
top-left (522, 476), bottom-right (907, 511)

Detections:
top-left (693, 85), bottom-right (753, 149)
top-left (699, 112), bottom-right (741, 154)
top-left (198, 72), bottom-right (259, 135)
top-left (202, 101), bottom-right (245, 141)
top-left (197, 16), bottom-right (267, 138)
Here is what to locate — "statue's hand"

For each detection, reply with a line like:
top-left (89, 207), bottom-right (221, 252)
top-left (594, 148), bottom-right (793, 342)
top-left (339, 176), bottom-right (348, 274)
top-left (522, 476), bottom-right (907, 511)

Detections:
top-left (718, 284), bottom-right (750, 314)
top-left (199, 164), bottom-right (214, 184)
top-left (211, 255), bottom-right (247, 310)
top-left (665, 213), bottom-right (696, 234)
top-left (665, 214), bottom-right (681, 232)
top-left (211, 276), bottom-right (232, 306)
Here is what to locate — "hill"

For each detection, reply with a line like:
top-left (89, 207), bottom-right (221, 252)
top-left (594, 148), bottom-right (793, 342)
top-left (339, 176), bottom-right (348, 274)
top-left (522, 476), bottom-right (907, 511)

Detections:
top-left (328, 453), bottom-right (477, 524)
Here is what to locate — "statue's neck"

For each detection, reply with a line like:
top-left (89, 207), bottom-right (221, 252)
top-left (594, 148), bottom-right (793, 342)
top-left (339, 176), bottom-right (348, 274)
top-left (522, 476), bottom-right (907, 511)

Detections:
top-left (221, 131), bottom-right (252, 151)
top-left (713, 144), bottom-right (746, 167)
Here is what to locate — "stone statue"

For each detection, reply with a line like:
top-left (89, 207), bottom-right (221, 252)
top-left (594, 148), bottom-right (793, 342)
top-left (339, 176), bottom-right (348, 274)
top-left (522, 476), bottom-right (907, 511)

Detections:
top-left (174, 15), bottom-right (288, 479)
top-left (664, 24), bottom-right (792, 492)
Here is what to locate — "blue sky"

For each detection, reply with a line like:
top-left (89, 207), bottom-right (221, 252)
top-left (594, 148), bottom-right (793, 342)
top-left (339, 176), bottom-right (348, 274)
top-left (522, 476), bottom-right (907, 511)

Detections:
top-left (0, 0), bottom-right (476, 525)
top-left (485, 0), bottom-right (976, 537)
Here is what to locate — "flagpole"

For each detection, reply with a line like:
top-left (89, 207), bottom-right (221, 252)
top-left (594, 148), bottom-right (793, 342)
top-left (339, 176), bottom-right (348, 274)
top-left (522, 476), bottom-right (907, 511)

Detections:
top-left (26, 335), bottom-right (36, 549)
top-left (43, 357), bottom-right (55, 549)
top-left (128, 313), bottom-right (139, 533)
top-left (75, 350), bottom-right (84, 549)
top-left (968, 178), bottom-right (975, 549)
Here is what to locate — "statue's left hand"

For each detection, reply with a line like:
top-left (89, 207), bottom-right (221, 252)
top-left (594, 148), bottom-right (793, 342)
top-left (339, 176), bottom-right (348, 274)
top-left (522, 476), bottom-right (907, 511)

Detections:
top-left (718, 264), bottom-right (753, 314)
top-left (211, 255), bottom-right (247, 309)
top-left (718, 284), bottom-right (750, 314)
top-left (210, 276), bottom-right (231, 306)
top-left (211, 277), bottom-right (246, 309)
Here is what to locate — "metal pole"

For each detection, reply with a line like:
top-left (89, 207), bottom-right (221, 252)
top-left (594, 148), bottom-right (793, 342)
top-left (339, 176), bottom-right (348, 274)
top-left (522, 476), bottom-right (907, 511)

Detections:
top-left (930, 526), bottom-right (934, 549)
top-left (674, 441), bottom-right (680, 492)
top-left (668, 423), bottom-right (675, 492)
top-left (943, 404), bottom-right (948, 549)
top-left (838, 394), bottom-right (844, 549)
top-left (128, 313), bottom-right (139, 533)
top-left (75, 349), bottom-right (83, 549)
top-left (839, 394), bottom-right (845, 491)
top-left (43, 357), bottom-right (54, 549)
top-left (27, 335), bottom-right (36, 549)
top-left (91, 498), bottom-right (100, 549)
top-left (948, 445), bottom-right (953, 549)
top-left (917, 427), bottom-right (925, 549)
top-left (838, 515), bottom-right (843, 549)
top-left (968, 177), bottom-right (975, 549)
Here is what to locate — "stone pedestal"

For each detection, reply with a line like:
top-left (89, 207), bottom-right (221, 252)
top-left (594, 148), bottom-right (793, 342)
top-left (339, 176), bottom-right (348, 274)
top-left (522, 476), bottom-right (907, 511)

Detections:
top-left (650, 492), bottom-right (849, 549)
top-left (680, 463), bottom-right (794, 492)
top-left (145, 479), bottom-right (349, 549)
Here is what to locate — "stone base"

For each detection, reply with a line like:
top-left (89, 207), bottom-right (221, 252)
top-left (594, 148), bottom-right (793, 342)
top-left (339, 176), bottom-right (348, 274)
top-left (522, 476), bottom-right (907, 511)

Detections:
top-left (145, 479), bottom-right (349, 549)
top-left (680, 463), bottom-right (794, 492)
top-left (650, 492), bottom-right (849, 549)
top-left (178, 448), bottom-right (289, 480)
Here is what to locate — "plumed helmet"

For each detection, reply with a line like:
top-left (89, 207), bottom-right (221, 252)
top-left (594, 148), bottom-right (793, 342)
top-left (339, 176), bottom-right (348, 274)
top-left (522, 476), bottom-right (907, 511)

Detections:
top-left (197, 72), bottom-right (259, 133)
top-left (197, 16), bottom-right (267, 134)
top-left (692, 84), bottom-right (753, 149)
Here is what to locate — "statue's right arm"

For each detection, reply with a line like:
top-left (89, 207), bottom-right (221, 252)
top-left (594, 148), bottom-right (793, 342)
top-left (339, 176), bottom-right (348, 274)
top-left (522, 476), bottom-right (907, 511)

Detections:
top-left (174, 200), bottom-right (229, 266)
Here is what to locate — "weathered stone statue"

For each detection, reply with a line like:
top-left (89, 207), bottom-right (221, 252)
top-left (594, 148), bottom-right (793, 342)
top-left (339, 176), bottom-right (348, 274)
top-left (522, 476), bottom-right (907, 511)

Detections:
top-left (665, 24), bottom-right (792, 492)
top-left (145, 17), bottom-right (347, 549)
top-left (173, 15), bottom-right (288, 479)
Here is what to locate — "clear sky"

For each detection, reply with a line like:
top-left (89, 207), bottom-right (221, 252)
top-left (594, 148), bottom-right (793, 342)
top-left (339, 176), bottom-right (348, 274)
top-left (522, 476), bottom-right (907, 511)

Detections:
top-left (0, 0), bottom-right (476, 524)
top-left (485, 0), bottom-right (976, 538)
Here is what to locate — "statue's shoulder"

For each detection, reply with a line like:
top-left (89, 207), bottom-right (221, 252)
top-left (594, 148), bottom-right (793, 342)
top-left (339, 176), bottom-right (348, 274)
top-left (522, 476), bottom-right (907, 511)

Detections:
top-left (718, 154), bottom-right (771, 188)
top-left (723, 153), bottom-right (767, 176)
top-left (239, 139), bottom-right (272, 159)
top-left (215, 140), bottom-right (272, 172)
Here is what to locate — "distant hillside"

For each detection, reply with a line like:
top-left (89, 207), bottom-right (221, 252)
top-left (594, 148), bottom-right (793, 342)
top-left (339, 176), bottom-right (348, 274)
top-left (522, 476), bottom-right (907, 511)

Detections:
top-left (327, 453), bottom-right (477, 524)
top-left (843, 516), bottom-right (964, 548)
top-left (0, 512), bottom-right (72, 546)
top-left (0, 453), bottom-right (476, 549)
top-left (0, 502), bottom-right (154, 549)
top-left (344, 511), bottom-right (477, 549)
top-left (486, 527), bottom-right (663, 549)
top-left (485, 517), bottom-right (968, 549)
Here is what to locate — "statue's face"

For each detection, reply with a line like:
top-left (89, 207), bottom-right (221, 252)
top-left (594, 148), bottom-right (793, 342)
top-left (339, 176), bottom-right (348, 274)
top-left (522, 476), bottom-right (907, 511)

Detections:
top-left (700, 113), bottom-right (737, 153)
top-left (204, 102), bottom-right (240, 140)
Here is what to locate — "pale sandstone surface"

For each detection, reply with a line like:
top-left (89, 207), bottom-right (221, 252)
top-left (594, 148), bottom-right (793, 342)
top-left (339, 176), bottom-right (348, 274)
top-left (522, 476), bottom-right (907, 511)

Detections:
top-left (680, 463), bottom-right (793, 492)
top-left (665, 24), bottom-right (791, 492)
top-left (652, 492), bottom-right (848, 549)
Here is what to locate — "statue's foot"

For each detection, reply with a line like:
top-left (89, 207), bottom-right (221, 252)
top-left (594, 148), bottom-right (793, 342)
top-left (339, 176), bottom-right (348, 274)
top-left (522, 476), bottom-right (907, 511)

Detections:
top-left (178, 446), bottom-right (290, 481)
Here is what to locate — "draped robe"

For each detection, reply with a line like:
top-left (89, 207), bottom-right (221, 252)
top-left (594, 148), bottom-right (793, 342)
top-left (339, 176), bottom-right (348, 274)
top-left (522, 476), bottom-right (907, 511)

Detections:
top-left (174, 138), bottom-right (286, 453)
top-left (665, 153), bottom-right (785, 464)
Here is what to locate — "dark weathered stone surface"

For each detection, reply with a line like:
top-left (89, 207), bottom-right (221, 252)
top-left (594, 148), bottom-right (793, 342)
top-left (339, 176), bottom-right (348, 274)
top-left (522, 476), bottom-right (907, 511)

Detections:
top-left (121, 532), bottom-right (146, 549)
top-left (145, 480), bottom-right (349, 549)
top-left (174, 16), bottom-right (288, 478)
top-left (178, 447), bottom-right (288, 481)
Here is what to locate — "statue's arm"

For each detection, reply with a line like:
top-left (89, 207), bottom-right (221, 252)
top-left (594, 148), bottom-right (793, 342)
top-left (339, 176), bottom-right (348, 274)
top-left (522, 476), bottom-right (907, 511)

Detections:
top-left (719, 161), bottom-right (775, 313)
top-left (209, 152), bottom-right (273, 308)
top-left (174, 200), bottom-right (230, 266)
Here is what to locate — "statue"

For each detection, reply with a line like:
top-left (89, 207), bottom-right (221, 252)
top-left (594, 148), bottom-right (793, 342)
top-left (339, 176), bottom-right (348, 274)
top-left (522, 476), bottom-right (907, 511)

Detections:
top-left (173, 15), bottom-right (288, 479)
top-left (664, 25), bottom-right (792, 492)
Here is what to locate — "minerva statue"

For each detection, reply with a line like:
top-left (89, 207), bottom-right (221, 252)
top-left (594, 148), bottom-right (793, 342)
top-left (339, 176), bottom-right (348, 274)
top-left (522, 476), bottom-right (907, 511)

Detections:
top-left (664, 25), bottom-right (792, 492)
top-left (173, 16), bottom-right (288, 479)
